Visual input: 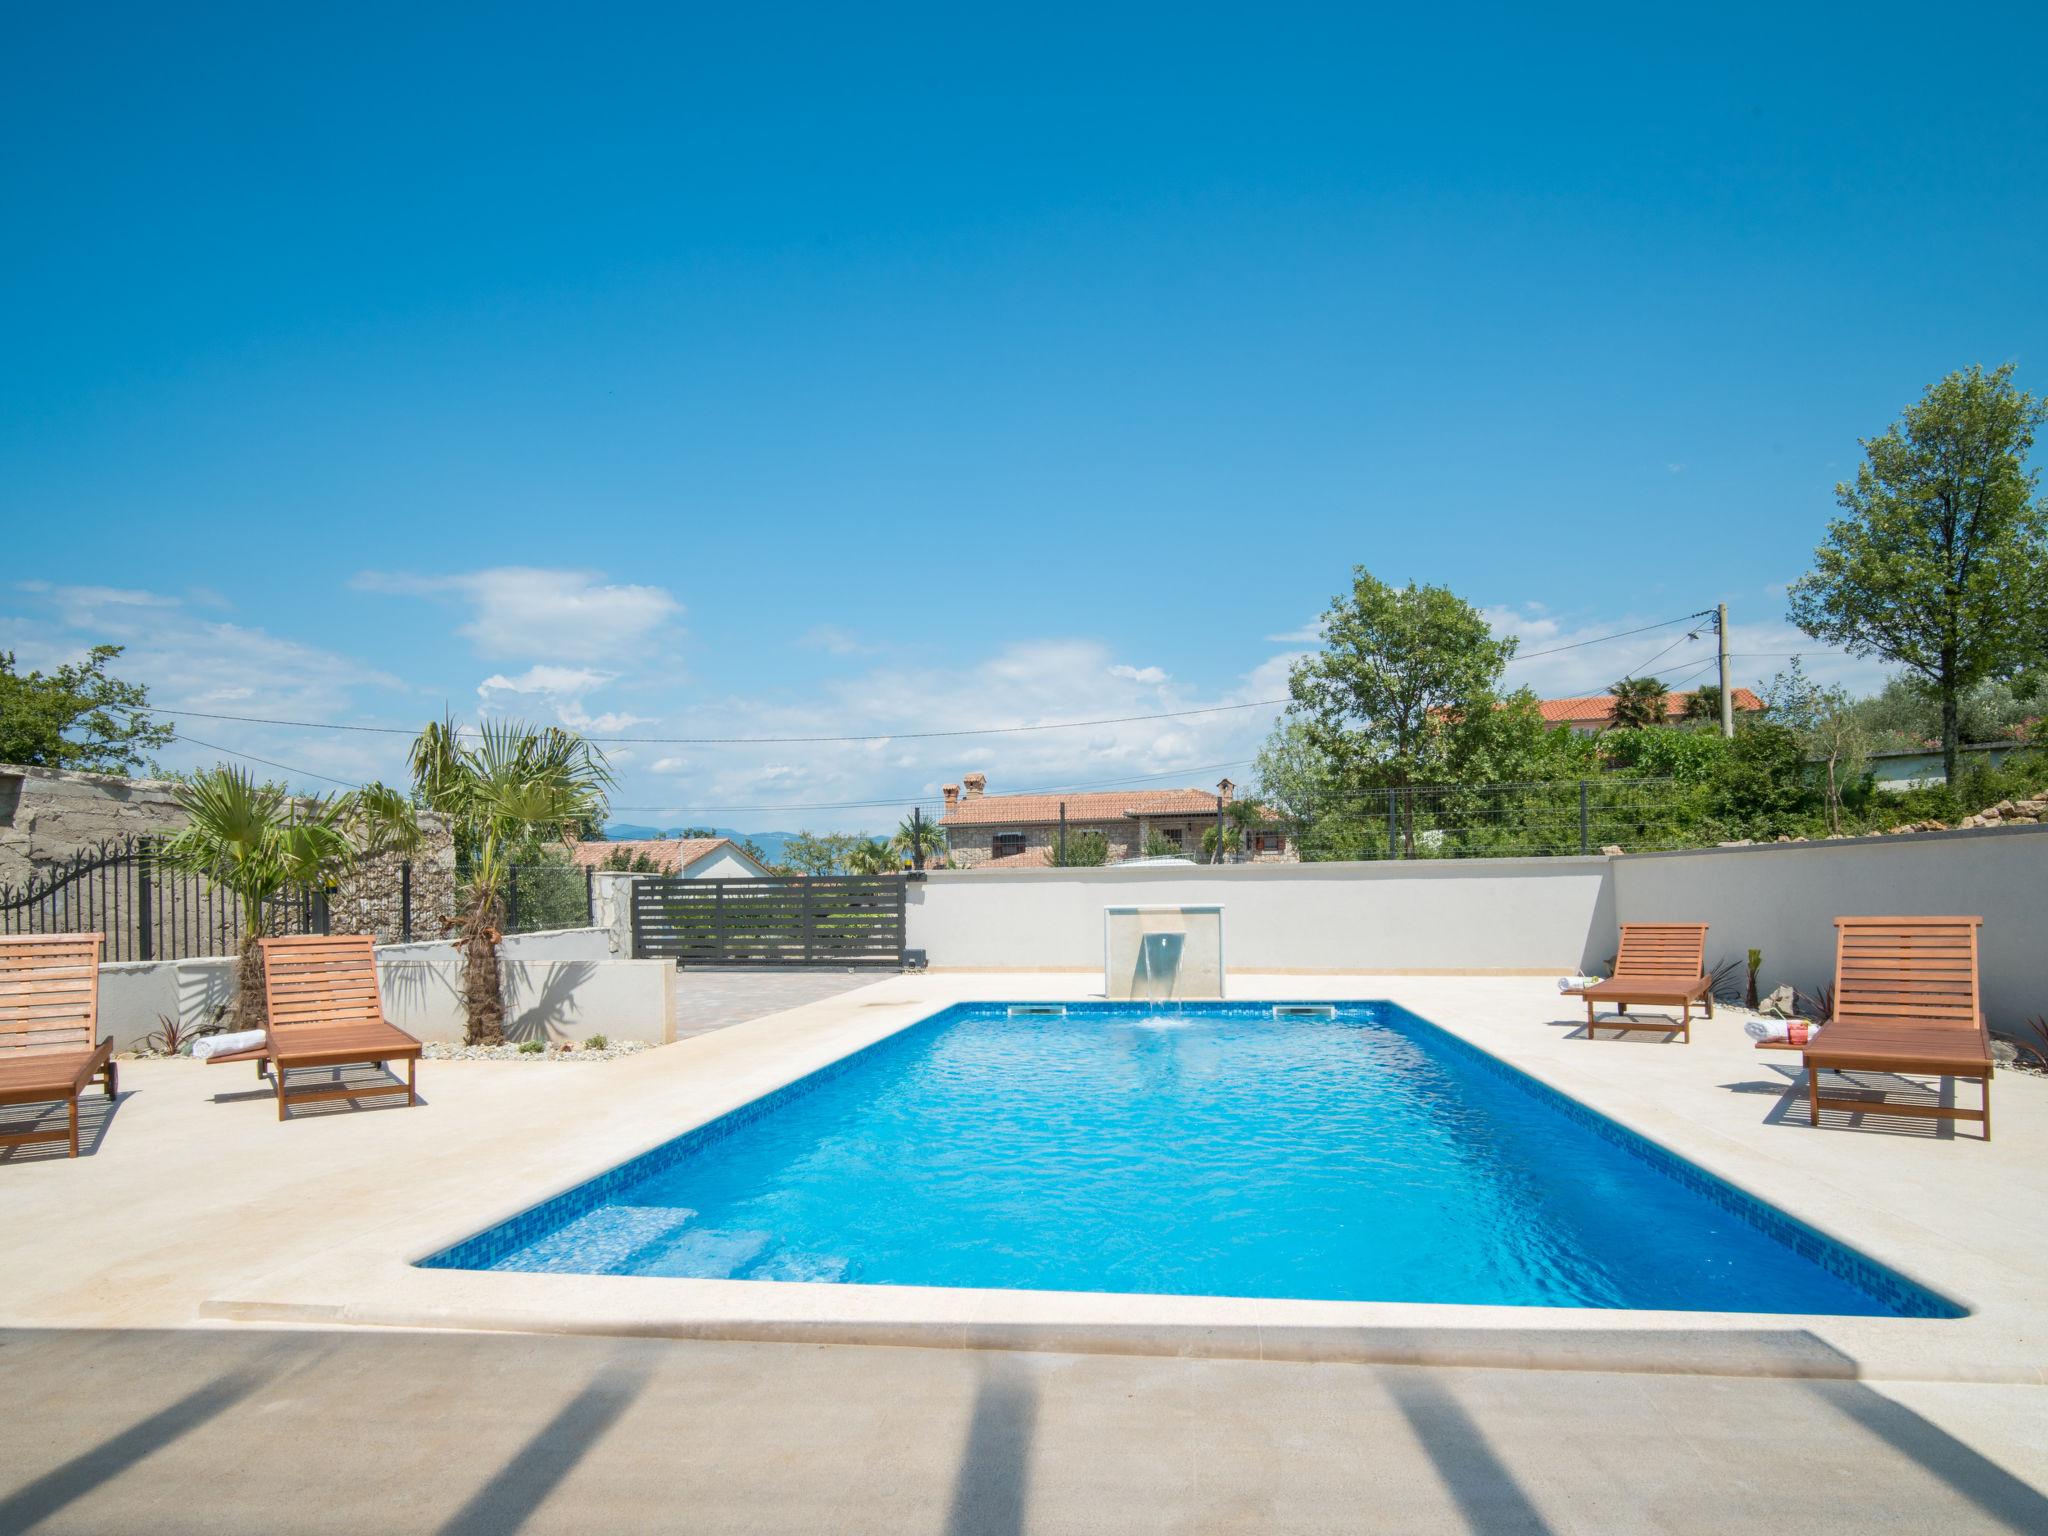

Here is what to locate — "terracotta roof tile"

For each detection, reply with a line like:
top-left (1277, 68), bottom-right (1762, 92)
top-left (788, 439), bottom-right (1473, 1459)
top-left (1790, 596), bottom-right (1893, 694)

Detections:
top-left (1538, 688), bottom-right (1764, 726)
top-left (941, 787), bottom-right (1224, 827)
top-left (570, 837), bottom-right (745, 874)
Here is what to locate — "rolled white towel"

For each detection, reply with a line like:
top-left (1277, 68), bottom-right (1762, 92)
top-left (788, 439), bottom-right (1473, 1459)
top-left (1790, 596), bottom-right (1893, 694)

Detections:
top-left (1557, 975), bottom-right (1601, 994)
top-left (1744, 1018), bottom-right (1818, 1046)
top-left (191, 1028), bottom-right (267, 1060)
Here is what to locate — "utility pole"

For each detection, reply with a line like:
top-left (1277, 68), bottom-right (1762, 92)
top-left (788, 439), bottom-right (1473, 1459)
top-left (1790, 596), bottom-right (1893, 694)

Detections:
top-left (1058, 802), bottom-right (1067, 863)
top-left (1716, 602), bottom-right (1734, 739)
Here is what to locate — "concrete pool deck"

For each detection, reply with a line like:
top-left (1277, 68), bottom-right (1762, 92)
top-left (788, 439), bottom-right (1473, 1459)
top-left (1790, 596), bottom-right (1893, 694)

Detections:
top-left (3, 971), bottom-right (2043, 1394)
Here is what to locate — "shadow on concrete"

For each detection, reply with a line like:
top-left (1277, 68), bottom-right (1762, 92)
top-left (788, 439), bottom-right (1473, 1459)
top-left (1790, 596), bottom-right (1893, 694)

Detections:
top-left (1725, 1065), bottom-right (1955, 1140)
top-left (436, 1353), bottom-right (650, 1536)
top-left (0, 1087), bottom-right (130, 1162)
top-left (208, 1061), bottom-right (423, 1117)
top-left (0, 1366), bottom-right (269, 1531)
top-left (1809, 1380), bottom-right (2048, 1534)
top-left (1385, 1370), bottom-right (1554, 1534)
top-left (944, 1357), bottom-right (1040, 1536)
top-left (1543, 1012), bottom-right (1685, 1044)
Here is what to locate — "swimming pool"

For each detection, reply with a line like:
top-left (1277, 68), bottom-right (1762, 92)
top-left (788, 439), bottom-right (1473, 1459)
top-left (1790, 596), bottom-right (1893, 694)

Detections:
top-left (423, 1002), bottom-right (1959, 1318)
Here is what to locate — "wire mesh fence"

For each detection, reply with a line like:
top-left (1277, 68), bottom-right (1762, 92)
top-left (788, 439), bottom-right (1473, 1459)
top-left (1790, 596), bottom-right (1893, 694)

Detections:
top-left (884, 776), bottom-right (1704, 868)
top-left (497, 863), bottom-right (597, 934)
top-left (1294, 778), bottom-right (1705, 861)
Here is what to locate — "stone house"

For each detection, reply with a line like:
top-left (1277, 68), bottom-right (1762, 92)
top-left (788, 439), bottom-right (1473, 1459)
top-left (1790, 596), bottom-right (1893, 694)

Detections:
top-left (937, 773), bottom-right (1296, 869)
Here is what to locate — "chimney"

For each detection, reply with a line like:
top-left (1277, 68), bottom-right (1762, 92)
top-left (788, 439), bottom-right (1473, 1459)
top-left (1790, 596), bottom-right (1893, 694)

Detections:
top-left (1217, 777), bottom-right (1235, 807)
top-left (962, 772), bottom-right (986, 801)
top-left (942, 784), bottom-right (960, 812)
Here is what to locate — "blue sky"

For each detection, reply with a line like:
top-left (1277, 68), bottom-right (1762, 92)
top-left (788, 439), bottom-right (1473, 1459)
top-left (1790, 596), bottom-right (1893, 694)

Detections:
top-left (5, 4), bottom-right (2044, 830)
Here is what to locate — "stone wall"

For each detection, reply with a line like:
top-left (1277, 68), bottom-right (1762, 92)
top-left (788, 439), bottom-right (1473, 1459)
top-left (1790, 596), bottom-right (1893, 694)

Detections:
top-left (0, 760), bottom-right (457, 945)
top-left (0, 764), bottom-right (187, 884)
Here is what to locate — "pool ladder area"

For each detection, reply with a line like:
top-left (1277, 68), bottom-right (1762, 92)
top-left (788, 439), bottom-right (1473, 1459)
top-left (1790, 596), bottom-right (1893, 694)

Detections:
top-left (1272, 1004), bottom-right (1336, 1020)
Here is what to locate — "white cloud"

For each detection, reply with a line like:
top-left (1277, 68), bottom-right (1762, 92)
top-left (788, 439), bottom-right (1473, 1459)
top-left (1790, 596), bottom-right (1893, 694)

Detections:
top-left (478, 665), bottom-right (616, 695)
top-left (1483, 600), bottom-right (1895, 699)
top-left (354, 566), bottom-right (681, 663)
top-left (1263, 619), bottom-right (1325, 644)
top-left (476, 663), bottom-right (654, 736)
top-left (0, 584), bottom-right (418, 790)
top-left (798, 625), bottom-right (879, 656)
top-left (1109, 664), bottom-right (1168, 685)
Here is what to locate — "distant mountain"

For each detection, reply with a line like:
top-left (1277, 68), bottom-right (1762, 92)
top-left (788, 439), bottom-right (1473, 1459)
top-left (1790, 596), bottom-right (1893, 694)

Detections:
top-left (600, 824), bottom-right (803, 865)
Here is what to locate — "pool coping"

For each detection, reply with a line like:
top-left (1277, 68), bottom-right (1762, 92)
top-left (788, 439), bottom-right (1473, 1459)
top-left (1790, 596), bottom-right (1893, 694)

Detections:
top-left (203, 983), bottom-right (2043, 1385)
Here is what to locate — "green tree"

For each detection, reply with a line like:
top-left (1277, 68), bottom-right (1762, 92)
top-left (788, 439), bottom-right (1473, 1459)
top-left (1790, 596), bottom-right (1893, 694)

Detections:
top-left (1765, 659), bottom-right (1870, 834)
top-left (1681, 685), bottom-right (1725, 724)
top-left (408, 717), bottom-right (613, 1046)
top-left (780, 830), bottom-right (861, 876)
top-left (157, 767), bottom-right (419, 1034)
top-left (0, 645), bottom-right (173, 773)
top-left (1288, 570), bottom-right (1517, 790)
top-left (1046, 829), bottom-right (1110, 866)
top-left (1606, 676), bottom-right (1670, 731)
top-left (1789, 363), bottom-right (2048, 786)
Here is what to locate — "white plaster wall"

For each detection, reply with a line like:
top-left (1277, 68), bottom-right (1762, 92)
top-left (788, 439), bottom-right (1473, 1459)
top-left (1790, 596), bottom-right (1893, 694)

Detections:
top-left (1612, 824), bottom-right (2048, 1028)
top-left (908, 859), bottom-right (1615, 974)
top-left (378, 956), bottom-right (675, 1045)
top-left (684, 847), bottom-right (771, 879)
top-left (95, 938), bottom-right (672, 1049)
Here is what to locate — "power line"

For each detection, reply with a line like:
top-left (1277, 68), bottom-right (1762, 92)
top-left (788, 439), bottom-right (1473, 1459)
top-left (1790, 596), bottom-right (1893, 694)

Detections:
top-left (167, 731), bottom-right (366, 791)
top-left (110, 610), bottom-right (1715, 747)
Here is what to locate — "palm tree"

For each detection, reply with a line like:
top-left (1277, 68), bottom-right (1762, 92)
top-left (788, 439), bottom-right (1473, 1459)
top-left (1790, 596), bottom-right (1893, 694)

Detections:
top-left (844, 837), bottom-right (899, 875)
top-left (409, 717), bottom-right (614, 1046)
top-left (1606, 676), bottom-right (1670, 731)
top-left (888, 814), bottom-right (948, 867)
top-left (157, 766), bottom-right (418, 1033)
top-left (1681, 684), bottom-right (1724, 723)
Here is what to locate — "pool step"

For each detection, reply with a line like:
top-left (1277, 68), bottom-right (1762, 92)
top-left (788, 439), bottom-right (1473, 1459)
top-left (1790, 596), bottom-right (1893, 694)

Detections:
top-left (1272, 1004), bottom-right (1336, 1019)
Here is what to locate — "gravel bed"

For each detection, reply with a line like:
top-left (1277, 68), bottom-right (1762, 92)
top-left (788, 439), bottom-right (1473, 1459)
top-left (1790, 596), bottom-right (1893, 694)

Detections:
top-left (422, 1040), bottom-right (653, 1063)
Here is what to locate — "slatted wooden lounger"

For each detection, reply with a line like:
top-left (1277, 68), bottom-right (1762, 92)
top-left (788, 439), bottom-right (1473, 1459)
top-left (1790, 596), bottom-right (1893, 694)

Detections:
top-left (1758, 915), bottom-right (1992, 1141)
top-left (1, 933), bottom-right (117, 1158)
top-left (1579, 922), bottom-right (1714, 1044)
top-left (205, 933), bottom-right (422, 1120)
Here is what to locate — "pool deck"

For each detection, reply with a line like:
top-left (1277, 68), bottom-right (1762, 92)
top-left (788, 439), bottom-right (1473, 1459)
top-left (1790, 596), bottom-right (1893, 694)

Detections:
top-left (4, 970), bottom-right (2043, 1395)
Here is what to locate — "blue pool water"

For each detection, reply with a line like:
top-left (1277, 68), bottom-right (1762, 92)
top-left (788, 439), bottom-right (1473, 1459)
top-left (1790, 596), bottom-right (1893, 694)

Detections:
top-left (424, 1002), bottom-right (1958, 1317)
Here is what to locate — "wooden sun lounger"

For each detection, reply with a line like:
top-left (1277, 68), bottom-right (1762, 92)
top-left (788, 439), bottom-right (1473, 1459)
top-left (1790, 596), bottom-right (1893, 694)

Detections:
top-left (1769, 916), bottom-right (1993, 1141)
top-left (207, 934), bottom-right (421, 1120)
top-left (1579, 922), bottom-right (1713, 1043)
top-left (1, 934), bottom-right (116, 1158)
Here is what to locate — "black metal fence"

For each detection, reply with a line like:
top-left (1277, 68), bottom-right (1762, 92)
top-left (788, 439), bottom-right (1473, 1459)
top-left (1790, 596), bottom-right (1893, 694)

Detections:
top-left (631, 874), bottom-right (906, 966)
top-left (0, 838), bottom-right (328, 962)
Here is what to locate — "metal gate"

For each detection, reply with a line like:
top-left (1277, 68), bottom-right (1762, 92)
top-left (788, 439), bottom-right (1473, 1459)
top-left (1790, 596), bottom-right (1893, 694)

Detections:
top-left (630, 875), bottom-right (906, 966)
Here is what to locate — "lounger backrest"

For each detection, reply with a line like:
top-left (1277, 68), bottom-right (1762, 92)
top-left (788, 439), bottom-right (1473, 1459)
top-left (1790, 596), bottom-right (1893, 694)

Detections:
top-left (1833, 916), bottom-right (1982, 1032)
top-left (258, 934), bottom-right (386, 1037)
top-left (1612, 922), bottom-right (1707, 979)
top-left (0, 933), bottom-right (104, 1057)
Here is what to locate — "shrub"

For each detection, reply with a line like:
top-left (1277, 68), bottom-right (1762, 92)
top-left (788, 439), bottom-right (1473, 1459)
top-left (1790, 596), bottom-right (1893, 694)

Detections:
top-left (585, 1033), bottom-right (608, 1051)
top-left (517, 1038), bottom-right (546, 1055)
top-left (1045, 829), bottom-right (1111, 866)
top-left (141, 1010), bottom-right (225, 1057)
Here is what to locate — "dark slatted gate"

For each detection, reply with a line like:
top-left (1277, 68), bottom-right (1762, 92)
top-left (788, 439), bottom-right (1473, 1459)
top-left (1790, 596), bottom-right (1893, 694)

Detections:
top-left (630, 875), bottom-right (906, 967)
